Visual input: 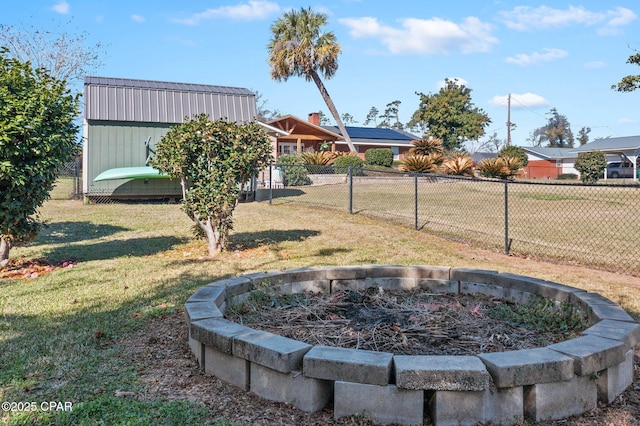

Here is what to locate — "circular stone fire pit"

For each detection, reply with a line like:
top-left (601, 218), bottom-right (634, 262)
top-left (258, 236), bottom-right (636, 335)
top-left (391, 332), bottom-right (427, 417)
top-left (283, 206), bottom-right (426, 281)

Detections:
top-left (185, 265), bottom-right (639, 425)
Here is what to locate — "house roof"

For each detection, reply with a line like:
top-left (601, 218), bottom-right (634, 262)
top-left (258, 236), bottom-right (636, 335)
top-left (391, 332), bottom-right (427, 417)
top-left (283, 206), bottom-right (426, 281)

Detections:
top-left (522, 147), bottom-right (577, 160)
top-left (84, 76), bottom-right (257, 124)
top-left (571, 135), bottom-right (640, 154)
top-left (322, 125), bottom-right (419, 147)
top-left (471, 152), bottom-right (497, 163)
top-left (267, 115), bottom-right (343, 141)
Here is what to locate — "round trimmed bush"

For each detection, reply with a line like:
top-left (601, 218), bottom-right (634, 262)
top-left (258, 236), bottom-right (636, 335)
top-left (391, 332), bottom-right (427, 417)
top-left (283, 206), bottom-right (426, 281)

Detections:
top-left (365, 148), bottom-right (394, 167)
top-left (333, 155), bottom-right (364, 175)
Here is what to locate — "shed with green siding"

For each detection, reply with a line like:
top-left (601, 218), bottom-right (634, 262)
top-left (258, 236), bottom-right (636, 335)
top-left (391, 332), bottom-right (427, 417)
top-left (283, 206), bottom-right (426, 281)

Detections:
top-left (83, 76), bottom-right (258, 200)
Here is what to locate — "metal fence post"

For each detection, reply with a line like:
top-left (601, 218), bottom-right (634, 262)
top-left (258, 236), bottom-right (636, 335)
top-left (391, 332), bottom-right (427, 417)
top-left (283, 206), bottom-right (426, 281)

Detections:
top-left (269, 162), bottom-right (273, 205)
top-left (504, 181), bottom-right (510, 254)
top-left (414, 174), bottom-right (418, 230)
top-left (348, 165), bottom-right (353, 214)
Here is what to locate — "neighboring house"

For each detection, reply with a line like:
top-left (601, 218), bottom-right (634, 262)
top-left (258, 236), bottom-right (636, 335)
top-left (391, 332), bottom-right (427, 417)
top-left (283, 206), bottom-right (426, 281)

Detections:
top-left (83, 76), bottom-right (280, 200)
top-left (571, 136), bottom-right (640, 181)
top-left (521, 147), bottom-right (578, 179)
top-left (267, 112), bottom-right (419, 160)
top-left (470, 152), bottom-right (497, 165)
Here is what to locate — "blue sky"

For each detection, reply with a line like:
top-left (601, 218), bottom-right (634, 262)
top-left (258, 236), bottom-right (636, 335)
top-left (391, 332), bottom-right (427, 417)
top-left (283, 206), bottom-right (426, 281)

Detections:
top-left (4, 1), bottom-right (640, 147)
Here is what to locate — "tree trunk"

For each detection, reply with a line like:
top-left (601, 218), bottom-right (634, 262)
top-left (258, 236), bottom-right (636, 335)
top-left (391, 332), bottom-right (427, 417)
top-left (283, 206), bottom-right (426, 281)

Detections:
top-left (310, 71), bottom-right (357, 153)
top-left (0, 236), bottom-right (11, 268)
top-left (200, 218), bottom-right (222, 258)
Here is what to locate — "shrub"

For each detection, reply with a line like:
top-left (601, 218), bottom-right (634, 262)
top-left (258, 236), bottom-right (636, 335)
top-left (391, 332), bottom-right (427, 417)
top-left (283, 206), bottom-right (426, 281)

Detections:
top-left (574, 151), bottom-right (607, 183)
top-left (365, 148), bottom-right (394, 167)
top-left (476, 158), bottom-right (515, 179)
top-left (333, 155), bottom-right (364, 175)
top-left (276, 154), bottom-right (311, 186)
top-left (300, 151), bottom-right (336, 165)
top-left (441, 153), bottom-right (475, 176)
top-left (499, 145), bottom-right (528, 167)
top-left (399, 154), bottom-right (439, 173)
top-left (557, 173), bottom-right (578, 180)
top-left (409, 137), bottom-right (444, 156)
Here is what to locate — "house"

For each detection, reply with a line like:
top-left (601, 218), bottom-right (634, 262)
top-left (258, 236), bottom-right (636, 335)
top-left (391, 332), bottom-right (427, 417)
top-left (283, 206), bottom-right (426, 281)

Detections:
top-left (571, 136), bottom-right (640, 181)
top-left (83, 76), bottom-right (282, 200)
top-left (521, 147), bottom-right (578, 179)
top-left (267, 112), bottom-right (419, 160)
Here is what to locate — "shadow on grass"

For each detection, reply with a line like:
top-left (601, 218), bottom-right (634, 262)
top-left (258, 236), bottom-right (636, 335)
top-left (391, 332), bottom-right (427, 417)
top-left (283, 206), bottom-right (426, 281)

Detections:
top-left (36, 221), bottom-right (129, 245)
top-left (43, 236), bottom-right (189, 263)
top-left (230, 229), bottom-right (320, 249)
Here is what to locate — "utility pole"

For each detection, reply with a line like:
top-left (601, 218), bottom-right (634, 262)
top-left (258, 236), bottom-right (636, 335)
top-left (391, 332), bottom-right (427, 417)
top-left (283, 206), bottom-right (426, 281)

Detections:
top-left (507, 93), bottom-right (512, 146)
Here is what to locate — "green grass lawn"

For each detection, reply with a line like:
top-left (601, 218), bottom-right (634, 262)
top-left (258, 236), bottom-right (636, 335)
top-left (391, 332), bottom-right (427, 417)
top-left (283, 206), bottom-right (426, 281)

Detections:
top-left (1, 199), bottom-right (639, 425)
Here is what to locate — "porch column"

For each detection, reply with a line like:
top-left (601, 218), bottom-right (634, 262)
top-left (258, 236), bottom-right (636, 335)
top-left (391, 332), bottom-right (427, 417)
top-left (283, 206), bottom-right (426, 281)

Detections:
top-left (297, 137), bottom-right (302, 154)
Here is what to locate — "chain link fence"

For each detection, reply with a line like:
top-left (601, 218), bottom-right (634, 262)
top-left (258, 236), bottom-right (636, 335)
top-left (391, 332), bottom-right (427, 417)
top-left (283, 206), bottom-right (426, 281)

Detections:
top-left (257, 164), bottom-right (640, 276)
top-left (50, 157), bottom-right (82, 200)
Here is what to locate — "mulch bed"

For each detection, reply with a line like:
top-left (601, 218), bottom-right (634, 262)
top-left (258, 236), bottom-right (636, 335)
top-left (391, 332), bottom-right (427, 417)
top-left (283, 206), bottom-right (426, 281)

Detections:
top-left (225, 288), bottom-right (587, 355)
top-left (0, 258), bottom-right (78, 280)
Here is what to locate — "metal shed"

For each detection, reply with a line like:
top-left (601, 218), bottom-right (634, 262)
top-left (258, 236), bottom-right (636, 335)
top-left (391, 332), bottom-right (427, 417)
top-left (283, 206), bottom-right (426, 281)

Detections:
top-left (83, 76), bottom-right (257, 200)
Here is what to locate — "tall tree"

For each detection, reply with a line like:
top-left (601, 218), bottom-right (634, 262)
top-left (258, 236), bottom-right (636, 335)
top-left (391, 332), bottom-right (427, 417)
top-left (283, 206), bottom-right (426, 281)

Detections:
top-left (577, 126), bottom-right (591, 146)
top-left (363, 106), bottom-right (379, 126)
top-left (254, 89), bottom-right (281, 121)
top-left (533, 108), bottom-right (575, 148)
top-left (151, 115), bottom-right (272, 257)
top-left (267, 7), bottom-right (356, 152)
top-left (341, 112), bottom-right (357, 124)
top-left (0, 49), bottom-right (80, 266)
top-left (611, 50), bottom-right (640, 92)
top-left (0, 21), bottom-right (105, 84)
top-left (379, 100), bottom-right (403, 130)
top-left (408, 78), bottom-right (491, 151)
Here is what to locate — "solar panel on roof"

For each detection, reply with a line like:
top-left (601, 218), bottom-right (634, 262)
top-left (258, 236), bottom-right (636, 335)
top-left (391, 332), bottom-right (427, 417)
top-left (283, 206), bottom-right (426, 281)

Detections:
top-left (323, 125), bottom-right (415, 140)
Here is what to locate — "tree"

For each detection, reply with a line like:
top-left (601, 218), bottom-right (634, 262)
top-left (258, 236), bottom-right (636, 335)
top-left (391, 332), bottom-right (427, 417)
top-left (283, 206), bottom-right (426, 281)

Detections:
top-left (611, 50), bottom-right (640, 92)
top-left (0, 49), bottom-right (80, 266)
top-left (363, 107), bottom-right (379, 126)
top-left (499, 145), bottom-right (528, 167)
top-left (533, 108), bottom-right (574, 148)
top-left (408, 78), bottom-right (491, 152)
top-left (254, 89), bottom-right (281, 121)
top-left (267, 7), bottom-right (356, 152)
top-left (379, 100), bottom-right (403, 130)
top-left (0, 21), bottom-right (105, 84)
top-left (341, 113), bottom-right (357, 124)
top-left (318, 110), bottom-right (331, 125)
top-left (577, 126), bottom-right (591, 146)
top-left (150, 114), bottom-right (272, 257)
top-left (574, 151), bottom-right (607, 183)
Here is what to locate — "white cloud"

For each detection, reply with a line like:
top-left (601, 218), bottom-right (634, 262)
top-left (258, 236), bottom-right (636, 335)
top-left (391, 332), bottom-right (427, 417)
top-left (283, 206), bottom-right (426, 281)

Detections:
top-left (584, 61), bottom-right (605, 69)
top-left (499, 5), bottom-right (636, 35)
top-left (131, 14), bottom-right (145, 23)
top-left (489, 93), bottom-right (549, 108)
top-left (52, 1), bottom-right (70, 14)
top-left (618, 117), bottom-right (637, 125)
top-left (339, 16), bottom-right (498, 55)
top-left (172, 0), bottom-right (280, 25)
top-left (505, 48), bottom-right (567, 67)
top-left (437, 77), bottom-right (468, 88)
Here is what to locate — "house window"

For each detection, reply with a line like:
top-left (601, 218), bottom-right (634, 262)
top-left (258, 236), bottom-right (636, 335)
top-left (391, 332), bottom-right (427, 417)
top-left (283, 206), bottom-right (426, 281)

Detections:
top-left (556, 160), bottom-right (562, 167)
top-left (279, 142), bottom-right (303, 156)
top-left (391, 147), bottom-right (399, 160)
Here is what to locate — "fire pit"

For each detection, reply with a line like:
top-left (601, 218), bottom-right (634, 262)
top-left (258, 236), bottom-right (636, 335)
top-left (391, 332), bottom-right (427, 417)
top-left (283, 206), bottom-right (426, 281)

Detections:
top-left (185, 265), bottom-right (639, 425)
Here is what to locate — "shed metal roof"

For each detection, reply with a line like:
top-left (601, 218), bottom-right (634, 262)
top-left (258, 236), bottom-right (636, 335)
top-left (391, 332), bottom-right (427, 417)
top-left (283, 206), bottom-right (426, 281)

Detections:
top-left (84, 76), bottom-right (257, 124)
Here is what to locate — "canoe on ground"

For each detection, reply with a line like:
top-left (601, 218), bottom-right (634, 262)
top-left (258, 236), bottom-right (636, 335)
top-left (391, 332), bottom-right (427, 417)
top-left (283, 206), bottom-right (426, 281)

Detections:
top-left (93, 167), bottom-right (169, 182)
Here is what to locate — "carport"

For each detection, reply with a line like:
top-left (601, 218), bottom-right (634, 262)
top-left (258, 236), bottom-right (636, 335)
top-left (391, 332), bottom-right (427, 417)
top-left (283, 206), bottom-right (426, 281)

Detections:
top-left (572, 135), bottom-right (640, 181)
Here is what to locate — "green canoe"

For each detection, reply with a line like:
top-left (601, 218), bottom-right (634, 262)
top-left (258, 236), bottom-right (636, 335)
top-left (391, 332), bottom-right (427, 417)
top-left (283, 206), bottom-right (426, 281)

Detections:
top-left (93, 167), bottom-right (169, 182)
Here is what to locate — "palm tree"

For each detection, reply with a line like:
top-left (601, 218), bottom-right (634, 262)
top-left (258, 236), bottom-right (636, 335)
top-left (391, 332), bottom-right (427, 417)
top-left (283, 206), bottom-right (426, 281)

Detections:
top-left (267, 7), bottom-right (356, 153)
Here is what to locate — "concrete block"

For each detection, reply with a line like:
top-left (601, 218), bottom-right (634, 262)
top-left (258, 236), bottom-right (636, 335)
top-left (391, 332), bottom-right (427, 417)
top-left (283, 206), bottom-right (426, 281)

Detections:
top-left (188, 334), bottom-right (203, 367)
top-left (303, 345), bottom-right (393, 386)
top-left (430, 387), bottom-right (523, 426)
top-left (501, 288), bottom-right (543, 305)
top-left (361, 264), bottom-right (408, 278)
top-left (334, 381), bottom-right (423, 426)
top-left (250, 363), bottom-right (332, 412)
top-left (416, 279), bottom-right (458, 294)
top-left (459, 281), bottom-right (504, 298)
top-left (548, 335), bottom-right (626, 375)
top-left (524, 374), bottom-right (597, 422)
top-left (571, 292), bottom-right (635, 323)
top-left (213, 276), bottom-right (253, 296)
top-left (372, 277), bottom-right (417, 290)
top-left (451, 268), bottom-right (498, 285)
top-left (184, 301), bottom-right (223, 323)
top-left (407, 265), bottom-right (451, 280)
top-left (395, 355), bottom-right (491, 391)
top-left (332, 277), bottom-right (374, 292)
top-left (597, 349), bottom-right (634, 403)
top-left (325, 266), bottom-right (367, 280)
top-left (233, 330), bottom-right (311, 373)
top-left (187, 285), bottom-right (226, 306)
top-left (190, 318), bottom-right (253, 354)
top-left (479, 348), bottom-right (574, 388)
top-left (492, 273), bottom-right (584, 302)
top-left (292, 280), bottom-right (330, 294)
top-left (204, 346), bottom-right (250, 391)
top-left (583, 319), bottom-right (640, 349)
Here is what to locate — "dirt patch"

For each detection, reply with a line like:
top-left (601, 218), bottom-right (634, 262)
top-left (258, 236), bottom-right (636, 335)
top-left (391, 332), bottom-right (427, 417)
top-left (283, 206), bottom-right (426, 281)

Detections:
top-left (0, 258), bottom-right (78, 279)
top-left (225, 289), bottom-right (587, 355)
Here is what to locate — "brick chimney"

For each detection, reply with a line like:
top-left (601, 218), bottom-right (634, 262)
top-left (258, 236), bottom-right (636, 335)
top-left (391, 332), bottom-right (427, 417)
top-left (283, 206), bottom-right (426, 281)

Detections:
top-left (308, 112), bottom-right (320, 126)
